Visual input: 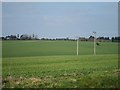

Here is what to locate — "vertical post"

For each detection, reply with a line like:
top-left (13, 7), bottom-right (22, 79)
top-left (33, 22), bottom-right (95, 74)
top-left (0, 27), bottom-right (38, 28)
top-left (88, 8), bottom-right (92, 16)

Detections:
top-left (93, 32), bottom-right (96, 55)
top-left (77, 38), bottom-right (79, 56)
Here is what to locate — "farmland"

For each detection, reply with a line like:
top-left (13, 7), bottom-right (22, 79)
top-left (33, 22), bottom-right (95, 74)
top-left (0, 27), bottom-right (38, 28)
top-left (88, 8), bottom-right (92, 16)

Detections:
top-left (2, 40), bottom-right (119, 88)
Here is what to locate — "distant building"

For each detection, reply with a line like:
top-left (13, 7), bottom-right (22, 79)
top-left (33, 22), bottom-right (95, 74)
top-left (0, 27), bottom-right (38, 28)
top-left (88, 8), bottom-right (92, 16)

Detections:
top-left (79, 37), bottom-right (88, 41)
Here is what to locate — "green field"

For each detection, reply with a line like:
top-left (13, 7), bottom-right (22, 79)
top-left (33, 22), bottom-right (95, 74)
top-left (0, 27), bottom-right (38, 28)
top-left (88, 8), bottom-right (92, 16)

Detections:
top-left (2, 40), bottom-right (119, 88)
top-left (2, 40), bottom-right (118, 57)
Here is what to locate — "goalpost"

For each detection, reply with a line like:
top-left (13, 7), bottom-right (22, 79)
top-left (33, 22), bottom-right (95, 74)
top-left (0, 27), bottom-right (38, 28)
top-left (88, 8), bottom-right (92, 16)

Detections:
top-left (76, 31), bottom-right (96, 56)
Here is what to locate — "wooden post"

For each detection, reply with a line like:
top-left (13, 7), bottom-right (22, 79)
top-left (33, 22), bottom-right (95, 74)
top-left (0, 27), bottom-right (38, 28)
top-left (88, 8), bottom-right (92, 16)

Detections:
top-left (93, 32), bottom-right (96, 55)
top-left (77, 38), bottom-right (78, 56)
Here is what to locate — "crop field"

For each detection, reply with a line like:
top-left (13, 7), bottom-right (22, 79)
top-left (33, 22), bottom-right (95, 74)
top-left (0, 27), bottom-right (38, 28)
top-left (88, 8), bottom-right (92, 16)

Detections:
top-left (2, 40), bottom-right (119, 88)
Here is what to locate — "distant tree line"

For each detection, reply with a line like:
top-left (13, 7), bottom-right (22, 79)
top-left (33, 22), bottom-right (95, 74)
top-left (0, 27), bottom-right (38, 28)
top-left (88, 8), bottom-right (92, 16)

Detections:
top-left (41, 37), bottom-right (76, 41)
top-left (111, 37), bottom-right (120, 42)
top-left (1, 34), bottom-right (120, 42)
top-left (78, 36), bottom-right (120, 42)
top-left (80, 36), bottom-right (111, 42)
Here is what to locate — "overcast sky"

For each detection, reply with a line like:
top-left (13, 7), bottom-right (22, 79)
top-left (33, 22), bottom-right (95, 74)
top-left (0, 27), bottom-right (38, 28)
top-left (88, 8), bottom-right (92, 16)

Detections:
top-left (2, 2), bottom-right (118, 38)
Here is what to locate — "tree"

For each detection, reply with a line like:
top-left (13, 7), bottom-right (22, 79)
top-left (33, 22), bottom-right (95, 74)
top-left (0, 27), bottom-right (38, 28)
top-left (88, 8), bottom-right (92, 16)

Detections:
top-left (111, 37), bottom-right (114, 42)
